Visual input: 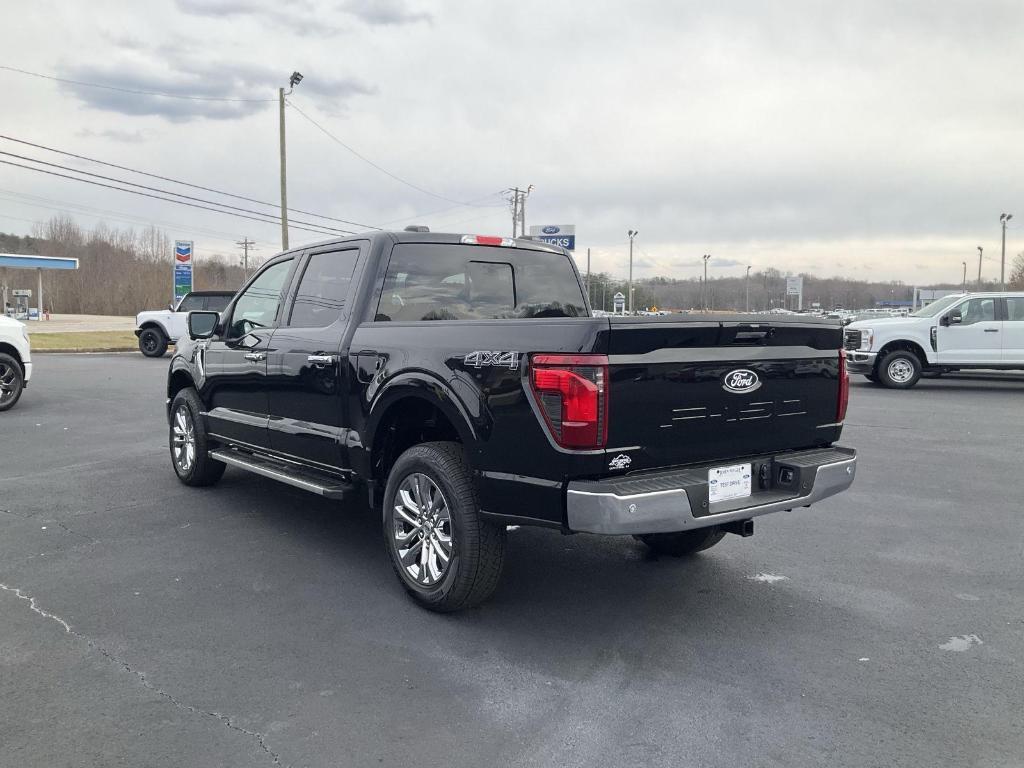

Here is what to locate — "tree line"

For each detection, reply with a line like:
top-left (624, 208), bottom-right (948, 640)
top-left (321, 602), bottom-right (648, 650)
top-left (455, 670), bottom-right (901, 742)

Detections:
top-left (0, 216), bottom-right (256, 316)
top-left (2, 215), bottom-right (1023, 316)
top-left (584, 257), bottom-right (1024, 313)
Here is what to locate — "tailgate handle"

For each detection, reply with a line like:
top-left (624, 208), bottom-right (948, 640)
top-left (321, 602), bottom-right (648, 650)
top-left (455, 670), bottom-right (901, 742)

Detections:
top-left (733, 327), bottom-right (773, 342)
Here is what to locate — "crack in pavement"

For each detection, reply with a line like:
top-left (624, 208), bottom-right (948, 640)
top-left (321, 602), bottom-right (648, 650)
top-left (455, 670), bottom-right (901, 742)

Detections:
top-left (0, 582), bottom-right (286, 766)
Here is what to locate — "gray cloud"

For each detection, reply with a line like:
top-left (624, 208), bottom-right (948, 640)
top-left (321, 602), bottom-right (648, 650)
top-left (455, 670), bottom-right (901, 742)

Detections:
top-left (76, 128), bottom-right (150, 143)
top-left (340, 0), bottom-right (431, 25)
top-left (174, 0), bottom-right (342, 36)
top-left (56, 58), bottom-right (374, 123)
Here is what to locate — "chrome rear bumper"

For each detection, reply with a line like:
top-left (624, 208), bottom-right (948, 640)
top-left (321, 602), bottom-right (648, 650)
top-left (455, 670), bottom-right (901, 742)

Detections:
top-left (566, 446), bottom-right (856, 535)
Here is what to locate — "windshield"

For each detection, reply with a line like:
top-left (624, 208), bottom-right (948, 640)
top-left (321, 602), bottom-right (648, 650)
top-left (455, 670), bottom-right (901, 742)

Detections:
top-left (910, 295), bottom-right (962, 318)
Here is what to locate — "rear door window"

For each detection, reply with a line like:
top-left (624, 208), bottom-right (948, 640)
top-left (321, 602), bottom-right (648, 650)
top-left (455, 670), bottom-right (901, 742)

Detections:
top-left (376, 244), bottom-right (586, 322)
top-left (288, 249), bottom-right (360, 327)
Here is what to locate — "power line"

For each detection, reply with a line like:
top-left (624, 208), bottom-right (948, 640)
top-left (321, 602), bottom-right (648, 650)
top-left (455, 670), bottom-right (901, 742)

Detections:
top-left (0, 64), bottom-right (276, 103)
top-left (0, 150), bottom-right (356, 235)
top-left (286, 97), bottom-right (491, 207)
top-left (0, 187), bottom-right (273, 246)
top-left (0, 158), bottom-right (343, 237)
top-left (0, 134), bottom-right (379, 230)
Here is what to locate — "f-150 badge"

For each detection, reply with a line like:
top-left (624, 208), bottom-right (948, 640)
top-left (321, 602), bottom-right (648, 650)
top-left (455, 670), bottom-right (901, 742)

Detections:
top-left (464, 351), bottom-right (519, 370)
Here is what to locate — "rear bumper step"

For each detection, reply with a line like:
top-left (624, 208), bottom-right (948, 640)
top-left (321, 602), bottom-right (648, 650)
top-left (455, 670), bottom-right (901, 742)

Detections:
top-left (566, 446), bottom-right (856, 535)
top-left (210, 449), bottom-right (353, 499)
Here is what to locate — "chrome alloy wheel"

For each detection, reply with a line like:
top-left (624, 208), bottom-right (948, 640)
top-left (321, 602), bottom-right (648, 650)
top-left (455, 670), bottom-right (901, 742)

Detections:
top-left (887, 358), bottom-right (914, 384)
top-left (171, 404), bottom-right (196, 473)
top-left (392, 472), bottom-right (453, 586)
top-left (0, 360), bottom-right (18, 406)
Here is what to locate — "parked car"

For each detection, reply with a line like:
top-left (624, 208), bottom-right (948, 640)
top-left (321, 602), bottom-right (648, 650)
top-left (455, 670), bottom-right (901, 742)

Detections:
top-left (0, 314), bottom-right (32, 411)
top-left (166, 230), bottom-right (856, 611)
top-left (135, 291), bottom-right (235, 358)
top-left (845, 292), bottom-right (1024, 387)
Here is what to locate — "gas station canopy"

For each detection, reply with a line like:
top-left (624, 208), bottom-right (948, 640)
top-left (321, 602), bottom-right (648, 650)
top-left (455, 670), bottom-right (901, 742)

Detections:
top-left (0, 253), bottom-right (80, 320)
top-left (0, 254), bottom-right (80, 270)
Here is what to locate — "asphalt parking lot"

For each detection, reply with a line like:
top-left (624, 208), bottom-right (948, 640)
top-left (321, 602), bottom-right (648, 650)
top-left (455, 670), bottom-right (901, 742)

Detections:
top-left (1, 355), bottom-right (1022, 768)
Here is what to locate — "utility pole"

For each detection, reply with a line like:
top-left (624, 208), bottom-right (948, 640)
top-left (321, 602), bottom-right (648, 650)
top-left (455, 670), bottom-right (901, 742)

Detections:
top-left (977, 246), bottom-right (983, 289)
top-left (702, 254), bottom-right (711, 311)
top-left (586, 247), bottom-right (591, 299)
top-left (510, 188), bottom-right (520, 237)
top-left (520, 184), bottom-right (532, 236)
top-left (1000, 213), bottom-right (1013, 290)
top-left (627, 230), bottom-right (638, 314)
top-left (745, 265), bottom-right (752, 312)
top-left (279, 71), bottom-right (303, 251)
top-left (962, 261), bottom-right (967, 292)
top-left (236, 237), bottom-right (257, 280)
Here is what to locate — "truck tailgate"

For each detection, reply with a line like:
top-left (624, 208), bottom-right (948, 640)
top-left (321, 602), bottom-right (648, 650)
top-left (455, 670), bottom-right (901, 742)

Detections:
top-left (605, 316), bottom-right (844, 471)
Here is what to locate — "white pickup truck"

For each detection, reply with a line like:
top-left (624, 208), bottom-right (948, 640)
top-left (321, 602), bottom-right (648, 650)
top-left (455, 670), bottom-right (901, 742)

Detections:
top-left (0, 314), bottom-right (32, 411)
top-left (845, 292), bottom-right (1024, 387)
top-left (135, 291), bottom-right (234, 358)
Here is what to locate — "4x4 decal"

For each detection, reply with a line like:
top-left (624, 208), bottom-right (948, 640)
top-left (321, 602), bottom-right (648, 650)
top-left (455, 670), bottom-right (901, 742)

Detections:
top-left (464, 351), bottom-right (519, 370)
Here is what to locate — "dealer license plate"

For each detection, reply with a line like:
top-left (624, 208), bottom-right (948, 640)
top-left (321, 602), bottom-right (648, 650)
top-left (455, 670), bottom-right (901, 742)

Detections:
top-left (708, 463), bottom-right (752, 504)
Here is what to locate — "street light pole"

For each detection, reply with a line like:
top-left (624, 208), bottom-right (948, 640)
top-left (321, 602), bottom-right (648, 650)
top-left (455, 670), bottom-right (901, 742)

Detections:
top-left (962, 261), bottom-right (967, 293)
top-left (279, 71), bottom-right (303, 251)
top-left (627, 230), bottom-right (637, 314)
top-left (745, 265), bottom-right (752, 312)
top-left (702, 254), bottom-right (711, 311)
top-left (1000, 213), bottom-right (1013, 290)
top-left (977, 246), bottom-right (983, 289)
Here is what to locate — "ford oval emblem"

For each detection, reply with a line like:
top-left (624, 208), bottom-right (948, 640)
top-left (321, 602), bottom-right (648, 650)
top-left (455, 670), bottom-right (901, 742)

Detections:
top-left (723, 369), bottom-right (761, 394)
top-left (542, 225), bottom-right (560, 234)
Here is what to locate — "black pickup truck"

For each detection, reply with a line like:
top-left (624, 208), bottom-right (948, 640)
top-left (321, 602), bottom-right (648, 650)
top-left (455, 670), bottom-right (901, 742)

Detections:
top-left (167, 230), bottom-right (856, 611)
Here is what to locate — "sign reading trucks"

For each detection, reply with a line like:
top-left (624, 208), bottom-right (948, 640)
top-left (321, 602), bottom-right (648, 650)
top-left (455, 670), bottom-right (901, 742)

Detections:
top-left (528, 224), bottom-right (575, 251)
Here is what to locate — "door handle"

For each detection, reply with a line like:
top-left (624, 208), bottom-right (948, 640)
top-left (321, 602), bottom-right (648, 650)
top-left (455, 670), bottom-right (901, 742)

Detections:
top-left (244, 351), bottom-right (266, 361)
top-left (984, 328), bottom-right (999, 333)
top-left (307, 354), bottom-right (338, 366)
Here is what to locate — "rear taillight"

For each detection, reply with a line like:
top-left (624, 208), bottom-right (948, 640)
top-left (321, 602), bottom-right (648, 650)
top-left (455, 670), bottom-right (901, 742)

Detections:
top-left (837, 349), bottom-right (850, 422)
top-left (529, 353), bottom-right (609, 449)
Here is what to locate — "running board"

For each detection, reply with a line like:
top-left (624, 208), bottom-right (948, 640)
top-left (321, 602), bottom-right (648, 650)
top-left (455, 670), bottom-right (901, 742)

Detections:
top-left (210, 449), bottom-right (353, 500)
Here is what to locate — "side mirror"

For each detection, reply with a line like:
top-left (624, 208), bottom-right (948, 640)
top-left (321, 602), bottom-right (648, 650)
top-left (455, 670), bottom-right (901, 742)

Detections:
top-left (948, 309), bottom-right (963, 326)
top-left (168, 302), bottom-right (175, 311)
top-left (188, 311), bottom-right (220, 340)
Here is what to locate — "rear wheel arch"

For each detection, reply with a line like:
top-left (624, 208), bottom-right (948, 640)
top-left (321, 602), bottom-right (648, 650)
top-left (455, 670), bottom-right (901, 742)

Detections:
top-left (369, 389), bottom-right (474, 495)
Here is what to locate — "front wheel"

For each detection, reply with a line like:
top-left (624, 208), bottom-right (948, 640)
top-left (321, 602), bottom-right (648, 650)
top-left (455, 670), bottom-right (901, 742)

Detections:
top-left (0, 353), bottom-right (25, 412)
top-left (635, 527), bottom-right (726, 556)
top-left (139, 327), bottom-right (168, 358)
top-left (877, 349), bottom-right (922, 389)
top-left (169, 387), bottom-right (225, 486)
top-left (383, 442), bottom-right (506, 612)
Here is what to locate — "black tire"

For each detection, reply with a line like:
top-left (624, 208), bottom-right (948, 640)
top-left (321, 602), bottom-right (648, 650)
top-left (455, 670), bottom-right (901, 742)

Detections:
top-left (635, 526), bottom-right (726, 557)
top-left (139, 327), bottom-right (168, 358)
top-left (877, 349), bottom-right (922, 389)
top-left (383, 442), bottom-right (506, 612)
top-left (169, 387), bottom-right (225, 486)
top-left (0, 352), bottom-right (25, 412)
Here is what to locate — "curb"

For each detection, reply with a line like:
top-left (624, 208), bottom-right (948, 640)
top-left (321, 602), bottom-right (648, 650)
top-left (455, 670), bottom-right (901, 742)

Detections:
top-left (33, 348), bottom-right (140, 354)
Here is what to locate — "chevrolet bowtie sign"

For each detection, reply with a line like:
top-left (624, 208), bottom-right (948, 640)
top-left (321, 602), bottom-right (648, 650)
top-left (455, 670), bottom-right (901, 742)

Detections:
top-left (529, 224), bottom-right (575, 251)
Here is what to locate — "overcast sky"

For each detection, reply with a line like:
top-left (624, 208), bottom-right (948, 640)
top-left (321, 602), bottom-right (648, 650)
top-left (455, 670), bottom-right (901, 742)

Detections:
top-left (2, 0), bottom-right (1023, 284)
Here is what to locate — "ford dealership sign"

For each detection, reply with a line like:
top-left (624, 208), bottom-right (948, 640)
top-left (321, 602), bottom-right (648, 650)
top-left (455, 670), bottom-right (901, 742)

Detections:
top-left (529, 224), bottom-right (575, 251)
